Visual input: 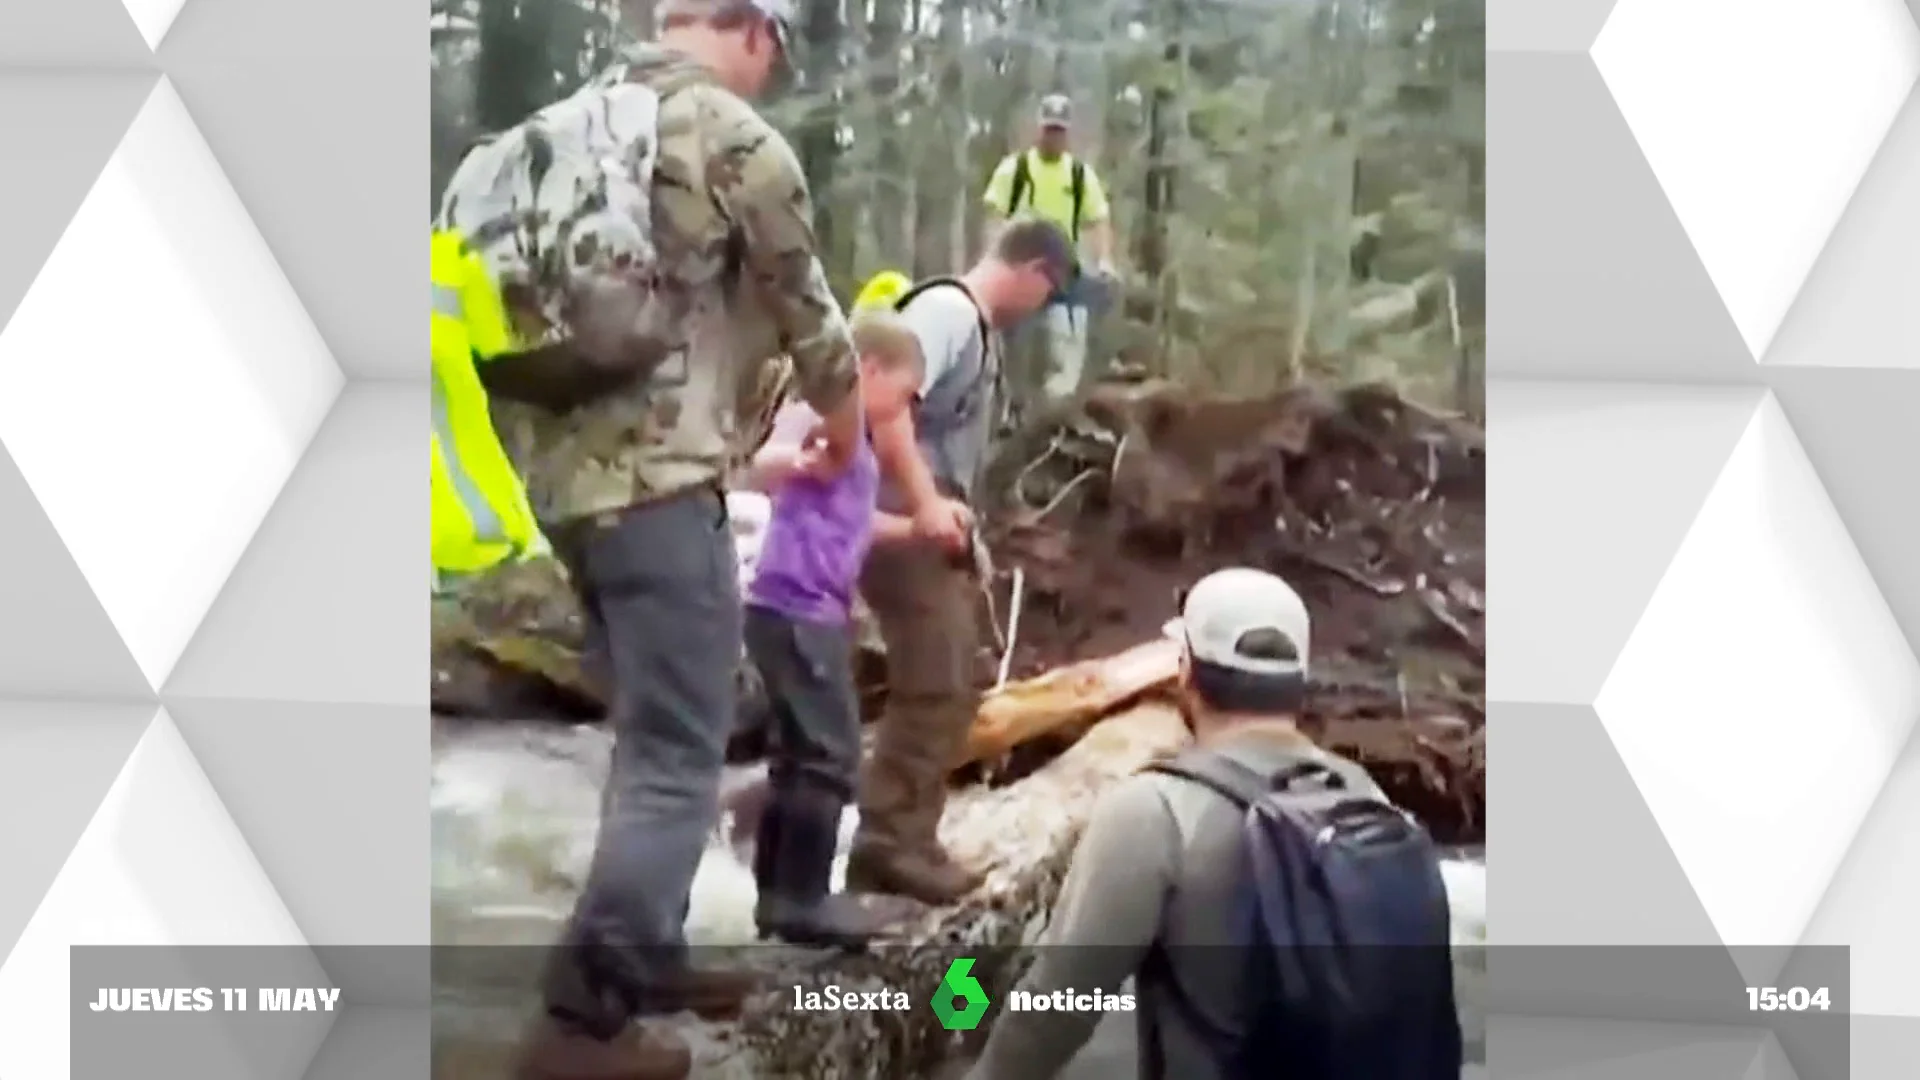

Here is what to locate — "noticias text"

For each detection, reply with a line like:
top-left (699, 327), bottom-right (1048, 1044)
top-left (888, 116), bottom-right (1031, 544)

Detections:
top-left (1007, 989), bottom-right (1138, 1012)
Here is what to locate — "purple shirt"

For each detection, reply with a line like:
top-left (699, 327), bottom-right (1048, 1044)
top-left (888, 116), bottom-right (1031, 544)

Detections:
top-left (746, 403), bottom-right (880, 626)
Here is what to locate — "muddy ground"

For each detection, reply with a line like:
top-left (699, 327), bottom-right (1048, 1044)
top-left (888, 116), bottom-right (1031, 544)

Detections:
top-left (968, 377), bottom-right (1485, 841)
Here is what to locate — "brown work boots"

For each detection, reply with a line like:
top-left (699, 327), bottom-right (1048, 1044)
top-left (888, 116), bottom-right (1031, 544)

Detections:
top-left (845, 843), bottom-right (983, 905)
top-left (651, 967), bottom-right (759, 1021)
top-left (514, 968), bottom-right (759, 1080)
top-left (512, 1017), bottom-right (689, 1080)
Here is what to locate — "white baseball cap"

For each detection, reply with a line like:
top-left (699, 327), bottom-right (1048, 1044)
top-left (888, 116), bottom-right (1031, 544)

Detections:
top-left (1162, 567), bottom-right (1310, 679)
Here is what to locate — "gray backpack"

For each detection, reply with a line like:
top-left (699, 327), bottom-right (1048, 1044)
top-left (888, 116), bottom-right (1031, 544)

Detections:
top-left (436, 81), bottom-right (667, 352)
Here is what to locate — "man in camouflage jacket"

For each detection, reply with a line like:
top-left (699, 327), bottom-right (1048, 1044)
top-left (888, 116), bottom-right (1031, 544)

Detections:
top-left (480, 4), bottom-right (867, 1078)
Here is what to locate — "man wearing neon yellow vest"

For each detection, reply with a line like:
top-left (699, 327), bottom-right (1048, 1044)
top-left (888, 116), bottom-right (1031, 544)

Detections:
top-left (429, 229), bottom-right (549, 591)
top-left (982, 94), bottom-right (1118, 406)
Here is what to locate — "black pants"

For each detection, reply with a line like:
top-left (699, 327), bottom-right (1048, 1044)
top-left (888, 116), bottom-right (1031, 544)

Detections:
top-left (539, 487), bottom-right (739, 1034)
top-left (742, 604), bottom-right (863, 803)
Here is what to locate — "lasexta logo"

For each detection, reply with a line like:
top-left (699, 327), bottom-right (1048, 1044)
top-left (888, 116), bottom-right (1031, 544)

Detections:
top-left (931, 957), bottom-right (991, 1030)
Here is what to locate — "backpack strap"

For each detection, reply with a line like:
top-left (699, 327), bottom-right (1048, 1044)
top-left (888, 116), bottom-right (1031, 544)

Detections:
top-left (1069, 159), bottom-right (1086, 244)
top-left (894, 275), bottom-right (972, 316)
top-left (1149, 744), bottom-right (1357, 805)
top-left (1145, 747), bottom-right (1274, 809)
top-left (894, 276), bottom-right (1000, 432)
top-left (1008, 151), bottom-right (1088, 245)
top-left (1007, 151), bottom-right (1034, 217)
top-left (894, 276), bottom-right (993, 357)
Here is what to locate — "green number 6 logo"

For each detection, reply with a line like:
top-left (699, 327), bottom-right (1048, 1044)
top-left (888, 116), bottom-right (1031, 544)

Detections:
top-left (931, 958), bottom-right (991, 1031)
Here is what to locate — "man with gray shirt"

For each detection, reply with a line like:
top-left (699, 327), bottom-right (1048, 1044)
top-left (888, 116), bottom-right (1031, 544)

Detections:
top-left (848, 220), bottom-right (1075, 905)
top-left (963, 567), bottom-right (1413, 1080)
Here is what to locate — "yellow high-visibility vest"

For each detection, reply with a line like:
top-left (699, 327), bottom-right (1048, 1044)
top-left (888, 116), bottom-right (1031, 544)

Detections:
top-left (430, 230), bottom-right (545, 578)
top-left (853, 270), bottom-right (912, 313)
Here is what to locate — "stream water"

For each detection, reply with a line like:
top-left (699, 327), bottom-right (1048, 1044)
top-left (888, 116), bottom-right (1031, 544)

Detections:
top-left (430, 719), bottom-right (1488, 1076)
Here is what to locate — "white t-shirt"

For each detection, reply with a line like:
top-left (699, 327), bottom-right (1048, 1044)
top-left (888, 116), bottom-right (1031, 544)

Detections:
top-left (892, 283), bottom-right (995, 503)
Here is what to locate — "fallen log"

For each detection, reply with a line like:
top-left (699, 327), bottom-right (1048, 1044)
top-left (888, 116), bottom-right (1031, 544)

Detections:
top-left (962, 638), bottom-right (1180, 767)
top-left (695, 701), bottom-right (1194, 1079)
top-left (433, 561), bottom-right (1181, 776)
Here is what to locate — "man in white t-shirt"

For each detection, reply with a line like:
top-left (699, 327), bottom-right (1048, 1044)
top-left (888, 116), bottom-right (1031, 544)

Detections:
top-left (849, 220), bottom-right (1076, 904)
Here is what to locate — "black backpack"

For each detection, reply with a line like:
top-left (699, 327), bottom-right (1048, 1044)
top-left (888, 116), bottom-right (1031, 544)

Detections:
top-left (1142, 747), bottom-right (1462, 1080)
top-left (1006, 151), bottom-right (1087, 244)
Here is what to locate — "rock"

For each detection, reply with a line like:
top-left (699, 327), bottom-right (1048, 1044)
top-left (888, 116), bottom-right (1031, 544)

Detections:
top-left (431, 512), bottom-right (883, 728)
top-left (431, 557), bottom-right (601, 718)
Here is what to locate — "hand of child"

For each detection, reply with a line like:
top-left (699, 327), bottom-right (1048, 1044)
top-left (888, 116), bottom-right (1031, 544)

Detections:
top-left (793, 437), bottom-right (839, 482)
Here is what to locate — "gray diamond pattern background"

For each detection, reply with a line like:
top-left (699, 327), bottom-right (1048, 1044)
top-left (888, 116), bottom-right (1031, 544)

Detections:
top-left (1494, 0), bottom-right (1920, 1077)
top-left (0, 0), bottom-right (422, 1076)
top-left (2, 0), bottom-right (1918, 1077)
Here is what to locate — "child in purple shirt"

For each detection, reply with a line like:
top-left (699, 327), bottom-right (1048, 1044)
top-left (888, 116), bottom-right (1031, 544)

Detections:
top-left (740, 310), bottom-right (924, 948)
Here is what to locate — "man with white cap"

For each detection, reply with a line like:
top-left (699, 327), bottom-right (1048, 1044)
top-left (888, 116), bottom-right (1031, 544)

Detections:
top-left (961, 567), bottom-right (1404, 1080)
top-left (982, 93), bottom-right (1118, 407)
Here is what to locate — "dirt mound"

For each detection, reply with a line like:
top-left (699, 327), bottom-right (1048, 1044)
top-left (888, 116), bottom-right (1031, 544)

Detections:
top-left (978, 377), bottom-right (1485, 842)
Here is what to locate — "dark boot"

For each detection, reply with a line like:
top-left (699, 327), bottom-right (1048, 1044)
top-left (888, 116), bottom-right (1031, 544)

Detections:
top-left (750, 790), bottom-right (782, 927)
top-left (756, 784), bottom-right (896, 949)
top-left (513, 1015), bottom-right (690, 1080)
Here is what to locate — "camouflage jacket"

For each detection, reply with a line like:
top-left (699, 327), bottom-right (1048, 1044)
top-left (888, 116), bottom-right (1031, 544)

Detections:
top-left (495, 45), bottom-right (858, 523)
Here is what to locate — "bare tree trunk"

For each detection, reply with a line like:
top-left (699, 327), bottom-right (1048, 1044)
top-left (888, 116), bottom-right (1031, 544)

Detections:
top-left (869, 0), bottom-right (908, 264)
top-left (1135, 0), bottom-right (1181, 349)
top-left (794, 0), bottom-right (845, 289)
top-left (841, 0), bottom-right (872, 275)
top-left (618, 0), bottom-right (651, 38)
top-left (912, 0), bottom-right (967, 277)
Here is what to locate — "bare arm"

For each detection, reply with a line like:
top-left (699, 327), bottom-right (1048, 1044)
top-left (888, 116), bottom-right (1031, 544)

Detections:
top-left (1080, 168), bottom-right (1117, 267)
top-left (873, 409), bottom-right (943, 516)
top-left (870, 511), bottom-right (914, 544)
top-left (980, 155), bottom-right (1019, 252)
top-left (1083, 218), bottom-right (1114, 265)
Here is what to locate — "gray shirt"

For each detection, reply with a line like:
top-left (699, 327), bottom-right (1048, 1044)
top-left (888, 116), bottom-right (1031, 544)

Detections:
top-left (964, 725), bottom-right (1388, 1080)
top-left (886, 283), bottom-right (996, 506)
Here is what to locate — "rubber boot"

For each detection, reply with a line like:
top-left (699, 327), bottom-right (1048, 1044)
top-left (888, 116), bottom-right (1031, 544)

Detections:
top-left (750, 787), bottom-right (782, 929)
top-left (755, 784), bottom-right (894, 950)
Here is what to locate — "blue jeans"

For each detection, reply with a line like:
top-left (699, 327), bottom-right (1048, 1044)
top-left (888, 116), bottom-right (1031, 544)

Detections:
top-left (541, 486), bottom-right (740, 1033)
